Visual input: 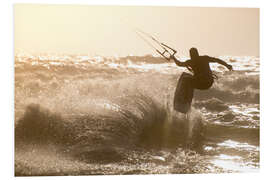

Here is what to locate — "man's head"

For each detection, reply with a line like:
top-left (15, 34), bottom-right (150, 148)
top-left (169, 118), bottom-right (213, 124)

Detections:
top-left (189, 47), bottom-right (199, 60)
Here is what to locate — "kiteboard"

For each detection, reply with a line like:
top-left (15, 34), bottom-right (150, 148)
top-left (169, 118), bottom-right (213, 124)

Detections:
top-left (173, 73), bottom-right (194, 113)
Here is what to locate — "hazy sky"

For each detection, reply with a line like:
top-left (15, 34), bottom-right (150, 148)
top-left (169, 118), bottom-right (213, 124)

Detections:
top-left (14, 4), bottom-right (259, 56)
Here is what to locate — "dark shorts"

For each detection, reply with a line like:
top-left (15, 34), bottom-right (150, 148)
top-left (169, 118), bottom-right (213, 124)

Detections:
top-left (181, 72), bottom-right (213, 90)
top-left (193, 77), bottom-right (213, 90)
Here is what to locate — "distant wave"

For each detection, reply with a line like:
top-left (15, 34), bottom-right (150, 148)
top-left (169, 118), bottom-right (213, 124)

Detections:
top-left (194, 72), bottom-right (259, 104)
top-left (15, 53), bottom-right (259, 74)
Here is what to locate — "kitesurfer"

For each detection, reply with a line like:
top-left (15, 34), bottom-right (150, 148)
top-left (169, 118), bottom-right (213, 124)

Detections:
top-left (171, 47), bottom-right (233, 113)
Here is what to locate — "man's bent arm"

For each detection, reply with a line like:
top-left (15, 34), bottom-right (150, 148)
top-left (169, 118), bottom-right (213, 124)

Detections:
top-left (170, 56), bottom-right (190, 67)
top-left (208, 57), bottom-right (233, 70)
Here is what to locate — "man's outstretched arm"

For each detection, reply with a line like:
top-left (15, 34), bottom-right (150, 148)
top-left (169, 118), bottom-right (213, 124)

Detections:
top-left (208, 57), bottom-right (233, 71)
top-left (170, 55), bottom-right (190, 67)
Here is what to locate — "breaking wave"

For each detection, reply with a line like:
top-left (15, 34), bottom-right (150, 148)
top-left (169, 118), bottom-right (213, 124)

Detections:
top-left (15, 93), bottom-right (204, 164)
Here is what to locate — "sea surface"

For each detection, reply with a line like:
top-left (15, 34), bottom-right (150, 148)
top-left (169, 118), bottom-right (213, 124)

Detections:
top-left (14, 53), bottom-right (260, 175)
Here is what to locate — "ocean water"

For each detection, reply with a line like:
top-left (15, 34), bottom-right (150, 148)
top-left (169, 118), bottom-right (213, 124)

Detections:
top-left (14, 53), bottom-right (259, 175)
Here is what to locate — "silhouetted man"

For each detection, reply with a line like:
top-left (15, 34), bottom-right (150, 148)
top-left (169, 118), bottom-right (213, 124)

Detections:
top-left (170, 47), bottom-right (233, 113)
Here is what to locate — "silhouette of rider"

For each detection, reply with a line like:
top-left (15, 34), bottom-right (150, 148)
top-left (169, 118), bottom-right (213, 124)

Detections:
top-left (170, 47), bottom-right (233, 112)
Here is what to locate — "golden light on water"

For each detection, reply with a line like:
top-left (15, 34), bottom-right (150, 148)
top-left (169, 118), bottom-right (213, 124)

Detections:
top-left (210, 140), bottom-right (259, 172)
